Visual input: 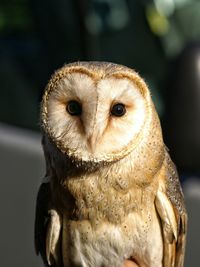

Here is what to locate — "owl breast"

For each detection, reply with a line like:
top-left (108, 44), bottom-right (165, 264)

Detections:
top-left (61, 202), bottom-right (163, 267)
top-left (56, 173), bottom-right (163, 267)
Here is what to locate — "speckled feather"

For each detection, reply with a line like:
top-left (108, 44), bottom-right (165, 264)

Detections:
top-left (35, 61), bottom-right (187, 267)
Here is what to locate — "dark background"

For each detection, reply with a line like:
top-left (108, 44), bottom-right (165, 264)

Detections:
top-left (0, 0), bottom-right (200, 266)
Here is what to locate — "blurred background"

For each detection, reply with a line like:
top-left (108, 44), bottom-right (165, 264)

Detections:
top-left (0, 0), bottom-right (200, 266)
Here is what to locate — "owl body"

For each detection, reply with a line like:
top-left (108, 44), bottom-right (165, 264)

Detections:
top-left (35, 62), bottom-right (187, 267)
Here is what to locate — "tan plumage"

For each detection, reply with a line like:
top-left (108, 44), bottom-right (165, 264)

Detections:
top-left (35, 61), bottom-right (187, 267)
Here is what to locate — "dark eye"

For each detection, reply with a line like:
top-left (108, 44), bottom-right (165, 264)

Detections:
top-left (66, 100), bottom-right (82, 116)
top-left (111, 103), bottom-right (126, 117)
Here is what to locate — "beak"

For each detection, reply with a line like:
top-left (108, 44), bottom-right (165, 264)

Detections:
top-left (87, 129), bottom-right (101, 153)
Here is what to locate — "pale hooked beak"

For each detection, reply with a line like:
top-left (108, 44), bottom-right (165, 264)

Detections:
top-left (87, 129), bottom-right (101, 153)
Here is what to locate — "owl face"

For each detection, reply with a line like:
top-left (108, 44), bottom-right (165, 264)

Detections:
top-left (41, 62), bottom-right (152, 162)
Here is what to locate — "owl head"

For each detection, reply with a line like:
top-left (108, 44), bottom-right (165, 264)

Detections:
top-left (41, 62), bottom-right (154, 163)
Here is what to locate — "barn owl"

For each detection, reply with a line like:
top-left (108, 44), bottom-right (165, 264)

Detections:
top-left (35, 61), bottom-right (187, 267)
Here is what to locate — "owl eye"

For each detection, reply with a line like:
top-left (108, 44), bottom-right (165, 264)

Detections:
top-left (111, 103), bottom-right (126, 117)
top-left (67, 100), bottom-right (82, 116)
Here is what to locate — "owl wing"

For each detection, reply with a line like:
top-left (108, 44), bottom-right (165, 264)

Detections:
top-left (155, 151), bottom-right (187, 267)
top-left (34, 177), bottom-right (62, 267)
